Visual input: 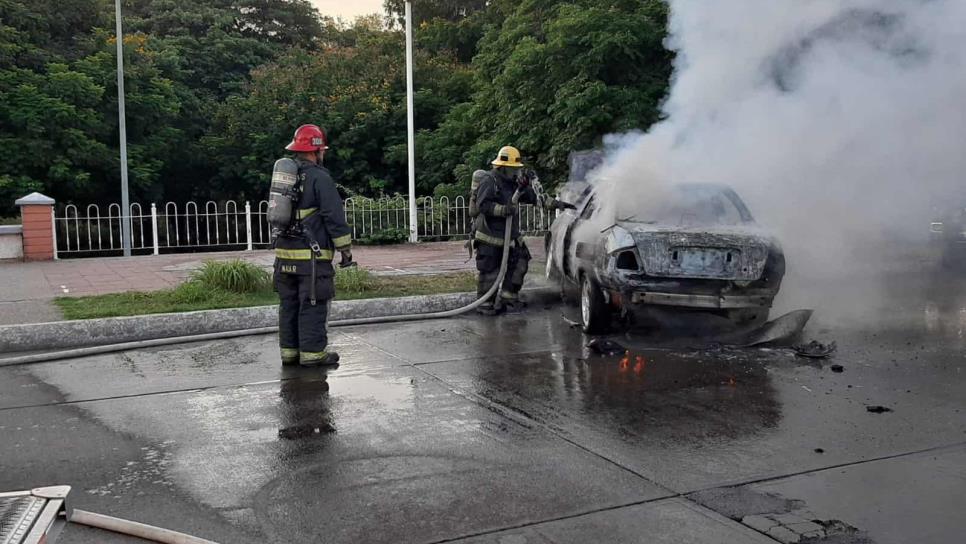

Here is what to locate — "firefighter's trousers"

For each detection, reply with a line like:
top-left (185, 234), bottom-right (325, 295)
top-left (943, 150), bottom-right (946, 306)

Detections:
top-left (476, 239), bottom-right (530, 304)
top-left (275, 269), bottom-right (335, 363)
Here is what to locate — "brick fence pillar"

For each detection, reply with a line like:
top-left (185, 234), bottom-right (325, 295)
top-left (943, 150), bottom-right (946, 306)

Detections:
top-left (15, 192), bottom-right (56, 261)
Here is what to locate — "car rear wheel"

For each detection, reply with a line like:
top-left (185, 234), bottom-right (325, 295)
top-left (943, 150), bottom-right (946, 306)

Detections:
top-left (580, 274), bottom-right (610, 334)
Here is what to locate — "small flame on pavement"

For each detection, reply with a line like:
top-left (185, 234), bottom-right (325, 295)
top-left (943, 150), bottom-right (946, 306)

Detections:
top-left (633, 356), bottom-right (646, 374)
top-left (620, 351), bottom-right (630, 371)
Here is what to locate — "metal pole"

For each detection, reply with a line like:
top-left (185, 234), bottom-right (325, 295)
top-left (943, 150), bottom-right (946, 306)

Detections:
top-left (51, 207), bottom-right (59, 260)
top-left (114, 0), bottom-right (132, 256)
top-left (405, 1), bottom-right (418, 243)
top-left (245, 202), bottom-right (253, 251)
top-left (150, 203), bottom-right (159, 255)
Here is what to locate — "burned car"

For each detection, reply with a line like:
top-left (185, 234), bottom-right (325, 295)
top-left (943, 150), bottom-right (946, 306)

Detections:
top-left (546, 182), bottom-right (786, 333)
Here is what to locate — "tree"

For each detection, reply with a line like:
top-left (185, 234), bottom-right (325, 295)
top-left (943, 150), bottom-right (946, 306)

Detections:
top-left (426, 0), bottom-right (673, 197)
top-left (383, 0), bottom-right (489, 26)
top-left (383, 0), bottom-right (501, 63)
top-left (0, 0), bottom-right (330, 215)
top-left (236, 0), bottom-right (324, 48)
top-left (0, 0), bottom-right (674, 217)
top-left (0, 0), bottom-right (112, 211)
top-left (119, 0), bottom-right (326, 203)
top-left (207, 23), bottom-right (473, 200)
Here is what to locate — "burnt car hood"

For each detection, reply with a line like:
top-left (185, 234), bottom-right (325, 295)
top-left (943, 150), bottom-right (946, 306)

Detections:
top-left (619, 222), bottom-right (773, 281)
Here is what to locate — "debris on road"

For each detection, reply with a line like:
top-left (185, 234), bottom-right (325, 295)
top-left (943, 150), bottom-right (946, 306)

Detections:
top-left (830, 364), bottom-right (845, 373)
top-left (587, 338), bottom-right (626, 356)
top-left (793, 340), bottom-right (837, 359)
top-left (690, 487), bottom-right (873, 544)
top-left (562, 315), bottom-right (581, 328)
top-left (866, 405), bottom-right (893, 414)
top-left (740, 309), bottom-right (814, 347)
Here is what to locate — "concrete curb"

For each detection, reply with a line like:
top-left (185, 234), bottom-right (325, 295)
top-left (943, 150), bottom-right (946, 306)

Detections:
top-left (0, 288), bottom-right (559, 354)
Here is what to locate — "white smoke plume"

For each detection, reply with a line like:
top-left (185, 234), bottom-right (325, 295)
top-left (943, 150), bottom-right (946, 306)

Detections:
top-left (594, 0), bottom-right (966, 318)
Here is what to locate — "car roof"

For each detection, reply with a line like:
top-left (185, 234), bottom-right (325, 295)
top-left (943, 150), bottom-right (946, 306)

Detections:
top-left (584, 181), bottom-right (755, 224)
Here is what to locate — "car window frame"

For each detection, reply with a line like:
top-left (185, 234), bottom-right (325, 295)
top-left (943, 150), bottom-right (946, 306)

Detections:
top-left (578, 194), bottom-right (598, 221)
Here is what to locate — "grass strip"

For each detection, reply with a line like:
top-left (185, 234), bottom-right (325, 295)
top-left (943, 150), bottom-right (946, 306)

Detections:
top-left (55, 269), bottom-right (477, 320)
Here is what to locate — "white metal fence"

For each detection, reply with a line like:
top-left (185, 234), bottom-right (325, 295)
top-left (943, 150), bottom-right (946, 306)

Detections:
top-left (54, 197), bottom-right (551, 257)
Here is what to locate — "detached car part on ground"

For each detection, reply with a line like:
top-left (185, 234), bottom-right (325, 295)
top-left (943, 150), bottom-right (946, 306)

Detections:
top-left (546, 181), bottom-right (786, 334)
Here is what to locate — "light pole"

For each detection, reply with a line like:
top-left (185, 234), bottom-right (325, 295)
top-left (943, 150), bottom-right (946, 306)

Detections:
top-left (405, 1), bottom-right (418, 243)
top-left (114, 0), bottom-right (132, 256)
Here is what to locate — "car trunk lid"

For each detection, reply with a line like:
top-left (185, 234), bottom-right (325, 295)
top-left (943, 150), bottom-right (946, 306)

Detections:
top-left (629, 227), bottom-right (770, 281)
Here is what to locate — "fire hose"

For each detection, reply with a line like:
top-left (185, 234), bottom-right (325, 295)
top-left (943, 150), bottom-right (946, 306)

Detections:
top-left (69, 509), bottom-right (219, 544)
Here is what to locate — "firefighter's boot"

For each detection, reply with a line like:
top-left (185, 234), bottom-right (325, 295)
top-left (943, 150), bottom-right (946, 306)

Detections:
top-left (300, 351), bottom-right (340, 368)
top-left (477, 302), bottom-right (503, 316)
top-left (281, 348), bottom-right (300, 367)
top-left (502, 299), bottom-right (527, 314)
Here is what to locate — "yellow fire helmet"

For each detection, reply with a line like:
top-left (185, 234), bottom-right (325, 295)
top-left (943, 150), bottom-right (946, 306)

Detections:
top-left (491, 146), bottom-right (525, 168)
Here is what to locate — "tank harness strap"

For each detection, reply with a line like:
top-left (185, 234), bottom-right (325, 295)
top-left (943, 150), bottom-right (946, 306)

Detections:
top-left (309, 241), bottom-right (320, 306)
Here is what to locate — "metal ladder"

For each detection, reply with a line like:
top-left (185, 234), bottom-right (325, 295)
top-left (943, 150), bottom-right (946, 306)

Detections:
top-left (0, 487), bottom-right (71, 544)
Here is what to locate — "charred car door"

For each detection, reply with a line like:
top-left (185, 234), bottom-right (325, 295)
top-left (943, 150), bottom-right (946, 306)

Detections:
top-left (548, 202), bottom-right (576, 281)
top-left (562, 193), bottom-right (599, 281)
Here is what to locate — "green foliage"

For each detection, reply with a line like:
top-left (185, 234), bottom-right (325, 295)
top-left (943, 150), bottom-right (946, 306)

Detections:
top-left (171, 279), bottom-right (221, 304)
top-left (357, 227), bottom-right (410, 246)
top-left (191, 259), bottom-right (270, 293)
top-left (0, 0), bottom-right (672, 216)
top-left (0, 0), bottom-right (328, 215)
top-left (335, 266), bottom-right (376, 292)
top-left (55, 285), bottom-right (279, 319)
top-left (383, 0), bottom-right (489, 26)
top-left (426, 0), bottom-right (673, 190)
top-left (208, 27), bottom-right (473, 198)
top-left (54, 269), bottom-right (478, 319)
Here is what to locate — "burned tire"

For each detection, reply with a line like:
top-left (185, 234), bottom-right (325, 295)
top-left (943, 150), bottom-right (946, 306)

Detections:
top-left (580, 274), bottom-right (610, 334)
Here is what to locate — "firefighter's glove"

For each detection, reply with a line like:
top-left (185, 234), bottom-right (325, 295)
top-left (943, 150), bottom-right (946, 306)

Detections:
top-left (339, 250), bottom-right (357, 269)
top-left (517, 169), bottom-right (534, 188)
top-left (493, 203), bottom-right (518, 217)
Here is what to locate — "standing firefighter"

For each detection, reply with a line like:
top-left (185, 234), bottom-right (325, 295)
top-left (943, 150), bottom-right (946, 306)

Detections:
top-left (269, 124), bottom-right (354, 367)
top-left (471, 146), bottom-right (537, 314)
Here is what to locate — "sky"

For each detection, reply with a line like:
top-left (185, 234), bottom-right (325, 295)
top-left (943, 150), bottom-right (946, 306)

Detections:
top-left (312, 0), bottom-right (384, 20)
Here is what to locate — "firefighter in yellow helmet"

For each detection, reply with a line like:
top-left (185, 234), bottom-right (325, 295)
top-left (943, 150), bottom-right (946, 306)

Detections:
top-left (470, 146), bottom-right (538, 315)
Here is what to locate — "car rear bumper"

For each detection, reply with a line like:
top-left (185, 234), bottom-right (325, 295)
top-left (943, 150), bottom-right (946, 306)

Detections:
top-left (629, 291), bottom-right (774, 309)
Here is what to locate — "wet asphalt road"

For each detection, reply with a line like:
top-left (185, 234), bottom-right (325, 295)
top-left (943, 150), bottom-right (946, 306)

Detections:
top-left (1, 263), bottom-right (965, 543)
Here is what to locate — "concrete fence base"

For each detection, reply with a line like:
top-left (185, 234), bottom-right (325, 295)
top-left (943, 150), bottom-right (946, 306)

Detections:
top-left (0, 288), bottom-right (559, 354)
top-left (0, 225), bottom-right (24, 260)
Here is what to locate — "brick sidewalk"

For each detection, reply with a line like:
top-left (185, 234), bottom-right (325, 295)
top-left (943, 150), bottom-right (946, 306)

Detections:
top-left (0, 239), bottom-right (546, 302)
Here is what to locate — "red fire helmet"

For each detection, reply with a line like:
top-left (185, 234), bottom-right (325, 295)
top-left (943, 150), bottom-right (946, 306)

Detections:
top-left (285, 124), bottom-right (329, 152)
